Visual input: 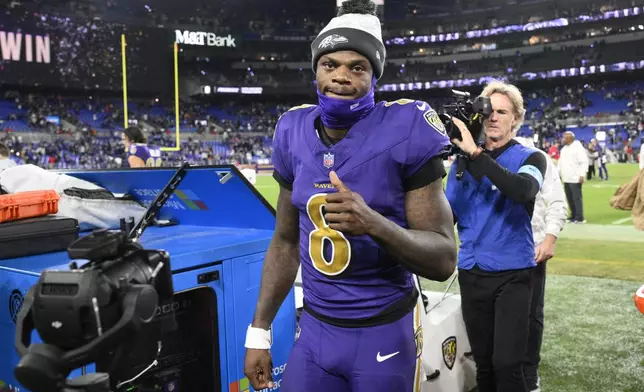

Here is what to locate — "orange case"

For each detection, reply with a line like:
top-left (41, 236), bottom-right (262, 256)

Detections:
top-left (0, 190), bottom-right (60, 223)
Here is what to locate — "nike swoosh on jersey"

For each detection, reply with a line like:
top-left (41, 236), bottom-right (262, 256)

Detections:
top-left (376, 351), bottom-right (400, 362)
top-left (416, 102), bottom-right (427, 111)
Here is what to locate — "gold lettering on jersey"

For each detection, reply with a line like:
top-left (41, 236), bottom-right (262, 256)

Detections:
top-left (306, 194), bottom-right (352, 276)
top-left (314, 183), bottom-right (334, 189)
top-left (384, 98), bottom-right (415, 107)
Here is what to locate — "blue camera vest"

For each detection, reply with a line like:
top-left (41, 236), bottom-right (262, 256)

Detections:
top-left (446, 144), bottom-right (537, 272)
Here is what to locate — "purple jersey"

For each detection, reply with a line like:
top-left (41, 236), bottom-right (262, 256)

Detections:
top-left (128, 144), bottom-right (162, 167)
top-left (595, 143), bottom-right (605, 157)
top-left (272, 99), bottom-right (450, 320)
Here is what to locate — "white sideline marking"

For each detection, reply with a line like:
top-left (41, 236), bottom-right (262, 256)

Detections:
top-left (559, 223), bottom-right (643, 242)
top-left (612, 217), bottom-right (633, 225)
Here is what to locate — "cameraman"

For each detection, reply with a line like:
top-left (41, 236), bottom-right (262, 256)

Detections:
top-left (445, 80), bottom-right (547, 392)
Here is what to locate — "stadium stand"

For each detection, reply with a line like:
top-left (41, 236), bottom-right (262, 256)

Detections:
top-left (0, 0), bottom-right (641, 183)
top-left (2, 79), bottom-right (641, 168)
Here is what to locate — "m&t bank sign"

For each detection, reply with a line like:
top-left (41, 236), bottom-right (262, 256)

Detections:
top-left (175, 30), bottom-right (236, 47)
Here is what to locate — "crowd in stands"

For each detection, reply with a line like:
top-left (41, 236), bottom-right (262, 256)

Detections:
top-left (0, 89), bottom-right (281, 169)
top-left (205, 35), bottom-right (644, 89)
top-left (6, 0), bottom-right (632, 43)
top-left (4, 0), bottom-right (641, 97)
top-left (0, 130), bottom-right (273, 170)
top-left (387, 0), bottom-right (629, 36)
top-left (516, 82), bottom-right (643, 159)
top-left (0, 90), bottom-right (286, 136)
top-left (1, 80), bottom-right (642, 170)
top-left (524, 82), bottom-right (644, 120)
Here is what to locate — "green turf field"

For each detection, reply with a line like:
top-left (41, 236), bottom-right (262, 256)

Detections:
top-left (254, 163), bottom-right (644, 392)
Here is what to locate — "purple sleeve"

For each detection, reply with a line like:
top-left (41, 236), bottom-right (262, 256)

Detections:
top-left (394, 102), bottom-right (451, 179)
top-left (271, 115), bottom-right (294, 185)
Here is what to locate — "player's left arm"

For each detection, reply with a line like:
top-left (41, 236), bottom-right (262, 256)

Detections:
top-left (374, 177), bottom-right (457, 281)
top-left (378, 103), bottom-right (456, 280)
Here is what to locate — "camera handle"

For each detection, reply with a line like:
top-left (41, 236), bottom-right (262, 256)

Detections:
top-left (63, 373), bottom-right (112, 392)
top-left (455, 153), bottom-right (469, 181)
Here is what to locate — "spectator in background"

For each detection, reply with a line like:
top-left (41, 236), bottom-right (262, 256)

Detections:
top-left (593, 139), bottom-right (609, 181)
top-left (547, 142), bottom-right (560, 163)
top-left (586, 142), bottom-right (598, 181)
top-left (122, 127), bottom-right (162, 168)
top-left (0, 143), bottom-right (17, 171)
top-left (558, 131), bottom-right (589, 224)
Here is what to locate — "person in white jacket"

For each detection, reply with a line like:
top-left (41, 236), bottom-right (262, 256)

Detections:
top-left (639, 146), bottom-right (644, 171)
top-left (515, 136), bottom-right (568, 392)
top-left (558, 131), bottom-right (589, 223)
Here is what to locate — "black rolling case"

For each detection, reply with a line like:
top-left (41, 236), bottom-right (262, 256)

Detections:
top-left (0, 216), bottom-right (79, 260)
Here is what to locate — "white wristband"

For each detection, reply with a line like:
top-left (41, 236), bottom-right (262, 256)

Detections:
top-left (245, 325), bottom-right (272, 349)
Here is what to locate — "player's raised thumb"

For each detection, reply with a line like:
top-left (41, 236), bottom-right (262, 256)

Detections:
top-left (330, 171), bottom-right (350, 193)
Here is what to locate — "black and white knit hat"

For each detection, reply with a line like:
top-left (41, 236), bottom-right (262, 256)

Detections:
top-left (311, 0), bottom-right (386, 79)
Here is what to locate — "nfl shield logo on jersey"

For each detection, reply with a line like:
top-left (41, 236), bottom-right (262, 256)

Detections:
top-left (323, 152), bottom-right (335, 169)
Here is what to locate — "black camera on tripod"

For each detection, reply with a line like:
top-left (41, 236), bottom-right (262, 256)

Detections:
top-left (13, 163), bottom-right (190, 392)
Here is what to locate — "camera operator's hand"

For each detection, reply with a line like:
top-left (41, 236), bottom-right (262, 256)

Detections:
top-left (244, 348), bottom-right (274, 390)
top-left (450, 117), bottom-right (478, 156)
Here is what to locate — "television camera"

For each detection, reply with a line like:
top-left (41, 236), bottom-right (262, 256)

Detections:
top-left (13, 163), bottom-right (190, 392)
top-left (439, 89), bottom-right (493, 180)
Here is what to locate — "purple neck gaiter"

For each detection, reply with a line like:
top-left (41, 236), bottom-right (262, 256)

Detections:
top-left (317, 81), bottom-right (376, 130)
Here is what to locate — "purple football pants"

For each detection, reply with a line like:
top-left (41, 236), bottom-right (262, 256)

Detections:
top-left (280, 303), bottom-right (423, 392)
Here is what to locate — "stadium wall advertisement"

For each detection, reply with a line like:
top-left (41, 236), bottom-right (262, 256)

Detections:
top-left (174, 30), bottom-right (237, 48)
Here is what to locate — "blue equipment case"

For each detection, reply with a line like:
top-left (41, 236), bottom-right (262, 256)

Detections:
top-left (0, 165), bottom-right (295, 392)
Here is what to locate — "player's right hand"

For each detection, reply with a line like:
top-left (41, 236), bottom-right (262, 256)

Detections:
top-left (244, 348), bottom-right (274, 390)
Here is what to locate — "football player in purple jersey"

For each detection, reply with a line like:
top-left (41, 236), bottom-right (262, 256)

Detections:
top-left (243, 1), bottom-right (457, 391)
top-left (121, 126), bottom-right (162, 168)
